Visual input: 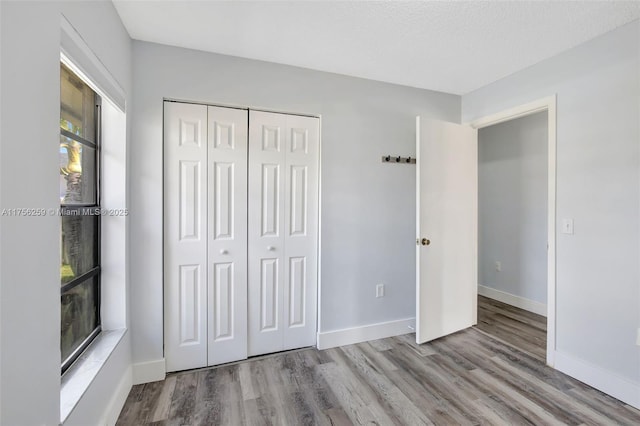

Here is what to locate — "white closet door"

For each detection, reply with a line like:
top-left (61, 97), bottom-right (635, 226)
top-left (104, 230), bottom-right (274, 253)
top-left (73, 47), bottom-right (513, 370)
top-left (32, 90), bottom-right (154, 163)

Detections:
top-left (207, 106), bottom-right (248, 365)
top-left (248, 111), bottom-right (287, 356)
top-left (248, 110), bottom-right (319, 356)
top-left (283, 114), bottom-right (319, 350)
top-left (164, 102), bottom-right (208, 372)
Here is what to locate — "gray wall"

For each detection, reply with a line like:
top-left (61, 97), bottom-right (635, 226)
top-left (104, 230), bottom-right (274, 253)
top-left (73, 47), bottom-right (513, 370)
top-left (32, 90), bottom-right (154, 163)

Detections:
top-left (129, 41), bottom-right (460, 366)
top-left (0, 1), bottom-right (132, 424)
top-left (478, 112), bottom-right (548, 304)
top-left (464, 21), bottom-right (639, 388)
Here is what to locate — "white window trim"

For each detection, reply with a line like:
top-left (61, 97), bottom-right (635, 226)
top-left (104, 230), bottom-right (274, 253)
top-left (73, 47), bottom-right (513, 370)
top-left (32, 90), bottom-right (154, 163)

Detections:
top-left (60, 329), bottom-right (127, 422)
top-left (60, 15), bottom-right (125, 112)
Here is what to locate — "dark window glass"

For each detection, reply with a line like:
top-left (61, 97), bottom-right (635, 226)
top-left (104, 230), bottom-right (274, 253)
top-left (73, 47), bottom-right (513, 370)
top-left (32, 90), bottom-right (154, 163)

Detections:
top-left (60, 64), bottom-right (95, 142)
top-left (60, 62), bottom-right (101, 373)
top-left (59, 135), bottom-right (97, 205)
top-left (61, 277), bottom-right (99, 362)
top-left (60, 214), bottom-right (98, 285)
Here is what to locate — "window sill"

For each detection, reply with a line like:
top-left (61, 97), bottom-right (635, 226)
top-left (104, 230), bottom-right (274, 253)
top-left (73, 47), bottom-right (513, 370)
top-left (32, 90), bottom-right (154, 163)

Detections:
top-left (60, 328), bottom-right (127, 423)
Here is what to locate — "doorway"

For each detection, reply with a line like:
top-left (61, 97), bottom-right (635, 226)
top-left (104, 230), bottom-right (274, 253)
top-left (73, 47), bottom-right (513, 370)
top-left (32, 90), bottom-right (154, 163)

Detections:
top-left (470, 96), bottom-right (556, 366)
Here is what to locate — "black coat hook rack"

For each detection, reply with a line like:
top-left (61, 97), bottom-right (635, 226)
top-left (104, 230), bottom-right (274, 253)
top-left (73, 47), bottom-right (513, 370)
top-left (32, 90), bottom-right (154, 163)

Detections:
top-left (382, 155), bottom-right (416, 164)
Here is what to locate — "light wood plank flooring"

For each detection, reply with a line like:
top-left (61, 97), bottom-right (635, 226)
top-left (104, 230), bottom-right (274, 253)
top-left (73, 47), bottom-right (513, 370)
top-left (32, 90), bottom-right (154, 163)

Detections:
top-left (117, 298), bottom-right (640, 425)
top-left (476, 295), bottom-right (547, 361)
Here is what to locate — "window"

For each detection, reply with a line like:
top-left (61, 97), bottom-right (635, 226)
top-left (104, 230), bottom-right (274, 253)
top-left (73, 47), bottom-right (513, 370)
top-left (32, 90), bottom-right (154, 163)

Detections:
top-left (60, 63), bottom-right (102, 373)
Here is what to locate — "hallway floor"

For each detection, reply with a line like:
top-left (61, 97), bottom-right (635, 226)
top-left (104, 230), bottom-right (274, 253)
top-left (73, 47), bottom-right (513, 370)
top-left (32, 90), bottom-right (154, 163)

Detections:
top-left (476, 295), bottom-right (547, 361)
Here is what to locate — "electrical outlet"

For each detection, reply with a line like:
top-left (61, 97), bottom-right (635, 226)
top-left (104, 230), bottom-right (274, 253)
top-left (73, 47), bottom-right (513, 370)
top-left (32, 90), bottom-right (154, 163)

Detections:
top-left (376, 283), bottom-right (385, 298)
top-left (495, 261), bottom-right (502, 272)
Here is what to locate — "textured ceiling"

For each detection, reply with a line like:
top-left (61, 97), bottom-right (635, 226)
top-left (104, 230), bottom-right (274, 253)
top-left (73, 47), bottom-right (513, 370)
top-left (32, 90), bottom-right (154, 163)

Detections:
top-left (113, 1), bottom-right (640, 95)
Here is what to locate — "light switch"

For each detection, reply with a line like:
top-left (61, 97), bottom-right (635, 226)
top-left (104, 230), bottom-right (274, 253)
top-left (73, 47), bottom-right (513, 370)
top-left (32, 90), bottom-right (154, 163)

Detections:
top-left (562, 218), bottom-right (574, 235)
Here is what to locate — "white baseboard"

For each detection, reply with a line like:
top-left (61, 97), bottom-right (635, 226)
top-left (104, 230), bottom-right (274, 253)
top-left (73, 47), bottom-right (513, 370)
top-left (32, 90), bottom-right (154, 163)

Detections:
top-left (101, 365), bottom-right (132, 426)
top-left (478, 285), bottom-right (547, 317)
top-left (554, 350), bottom-right (640, 409)
top-left (317, 318), bottom-right (415, 350)
top-left (132, 359), bottom-right (166, 385)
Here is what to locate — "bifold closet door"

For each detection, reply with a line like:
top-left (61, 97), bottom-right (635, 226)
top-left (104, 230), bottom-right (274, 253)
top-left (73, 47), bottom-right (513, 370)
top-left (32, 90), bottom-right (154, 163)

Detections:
top-left (248, 110), bottom-right (319, 356)
top-left (207, 106), bottom-right (248, 365)
top-left (164, 102), bottom-right (208, 372)
top-left (165, 102), bottom-right (248, 372)
top-left (165, 103), bottom-right (318, 371)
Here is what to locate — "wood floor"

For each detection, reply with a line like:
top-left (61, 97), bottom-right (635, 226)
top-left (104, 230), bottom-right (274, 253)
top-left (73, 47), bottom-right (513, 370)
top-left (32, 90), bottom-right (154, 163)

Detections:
top-left (476, 295), bottom-right (547, 362)
top-left (117, 297), bottom-right (640, 425)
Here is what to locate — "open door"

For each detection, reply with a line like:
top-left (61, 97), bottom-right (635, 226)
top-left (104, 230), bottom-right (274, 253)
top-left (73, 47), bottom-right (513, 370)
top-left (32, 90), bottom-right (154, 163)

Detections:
top-left (416, 117), bottom-right (478, 344)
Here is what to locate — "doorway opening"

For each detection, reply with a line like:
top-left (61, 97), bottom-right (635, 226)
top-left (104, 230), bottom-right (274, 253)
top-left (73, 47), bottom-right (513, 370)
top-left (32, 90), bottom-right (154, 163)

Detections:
top-left (470, 96), bottom-right (556, 366)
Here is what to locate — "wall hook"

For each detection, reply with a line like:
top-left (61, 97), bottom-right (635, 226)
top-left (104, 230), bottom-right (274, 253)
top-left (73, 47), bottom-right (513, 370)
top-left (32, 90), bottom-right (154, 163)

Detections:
top-left (381, 155), bottom-right (416, 164)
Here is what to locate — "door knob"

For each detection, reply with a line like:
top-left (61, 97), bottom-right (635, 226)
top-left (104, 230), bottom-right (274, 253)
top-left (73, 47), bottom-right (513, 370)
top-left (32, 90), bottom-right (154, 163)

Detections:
top-left (420, 238), bottom-right (430, 246)
top-left (267, 246), bottom-right (275, 251)
top-left (220, 249), bottom-right (228, 255)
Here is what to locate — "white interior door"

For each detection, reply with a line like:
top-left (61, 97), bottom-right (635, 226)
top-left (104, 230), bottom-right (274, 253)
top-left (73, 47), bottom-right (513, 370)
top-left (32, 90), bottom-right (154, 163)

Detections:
top-left (282, 114), bottom-right (319, 351)
top-left (248, 110), bottom-right (319, 356)
top-left (164, 102), bottom-right (208, 371)
top-left (248, 111), bottom-right (287, 356)
top-left (207, 106), bottom-right (248, 365)
top-left (416, 117), bottom-right (478, 344)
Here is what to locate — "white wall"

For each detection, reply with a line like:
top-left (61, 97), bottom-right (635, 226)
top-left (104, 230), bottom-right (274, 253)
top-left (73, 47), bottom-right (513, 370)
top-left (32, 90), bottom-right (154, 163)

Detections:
top-left (464, 20), bottom-right (640, 401)
top-left (129, 41), bottom-right (460, 368)
top-left (0, 1), bottom-right (5, 420)
top-left (0, 2), bottom-right (3, 419)
top-left (478, 112), bottom-right (548, 305)
top-left (0, 1), bottom-right (132, 424)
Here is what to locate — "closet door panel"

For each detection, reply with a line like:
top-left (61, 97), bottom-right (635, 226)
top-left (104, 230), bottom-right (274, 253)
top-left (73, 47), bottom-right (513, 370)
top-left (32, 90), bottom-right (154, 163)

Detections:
top-left (283, 115), bottom-right (319, 350)
top-left (164, 102), bottom-right (208, 372)
top-left (207, 106), bottom-right (248, 365)
top-left (248, 111), bottom-right (287, 356)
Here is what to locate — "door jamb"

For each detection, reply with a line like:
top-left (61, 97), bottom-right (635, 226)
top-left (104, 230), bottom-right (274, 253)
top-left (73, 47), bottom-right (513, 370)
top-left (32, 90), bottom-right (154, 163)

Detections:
top-left (467, 95), bottom-right (557, 368)
top-left (316, 115), bottom-right (323, 348)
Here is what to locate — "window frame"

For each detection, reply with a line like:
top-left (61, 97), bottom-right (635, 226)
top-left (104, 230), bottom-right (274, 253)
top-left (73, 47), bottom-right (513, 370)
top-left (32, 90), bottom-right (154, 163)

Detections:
top-left (60, 65), bottom-right (103, 374)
